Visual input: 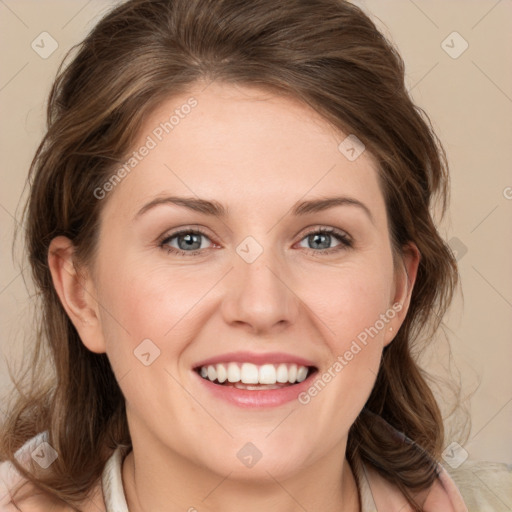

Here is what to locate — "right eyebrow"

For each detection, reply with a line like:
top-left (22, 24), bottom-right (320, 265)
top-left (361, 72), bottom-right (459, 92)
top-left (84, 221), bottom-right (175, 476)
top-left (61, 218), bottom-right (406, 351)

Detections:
top-left (134, 196), bottom-right (228, 221)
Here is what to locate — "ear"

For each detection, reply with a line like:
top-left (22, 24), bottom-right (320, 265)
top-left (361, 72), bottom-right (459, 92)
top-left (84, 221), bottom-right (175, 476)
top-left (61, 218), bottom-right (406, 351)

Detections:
top-left (383, 242), bottom-right (421, 346)
top-left (48, 236), bottom-right (106, 354)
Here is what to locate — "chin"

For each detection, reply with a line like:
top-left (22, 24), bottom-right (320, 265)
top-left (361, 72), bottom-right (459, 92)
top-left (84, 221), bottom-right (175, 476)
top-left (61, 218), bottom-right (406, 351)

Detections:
top-left (206, 447), bottom-right (312, 483)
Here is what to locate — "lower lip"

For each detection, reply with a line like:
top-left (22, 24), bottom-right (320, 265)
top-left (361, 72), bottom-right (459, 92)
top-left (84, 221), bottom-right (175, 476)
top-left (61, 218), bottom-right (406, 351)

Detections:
top-left (193, 370), bottom-right (317, 408)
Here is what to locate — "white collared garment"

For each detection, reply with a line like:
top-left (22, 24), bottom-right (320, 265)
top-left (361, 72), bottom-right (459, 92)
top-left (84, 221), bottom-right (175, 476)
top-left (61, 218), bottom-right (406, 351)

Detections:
top-left (101, 444), bottom-right (130, 512)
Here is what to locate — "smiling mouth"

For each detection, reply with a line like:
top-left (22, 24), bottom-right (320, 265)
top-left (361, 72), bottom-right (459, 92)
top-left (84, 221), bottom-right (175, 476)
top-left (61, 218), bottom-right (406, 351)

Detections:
top-left (194, 362), bottom-right (318, 390)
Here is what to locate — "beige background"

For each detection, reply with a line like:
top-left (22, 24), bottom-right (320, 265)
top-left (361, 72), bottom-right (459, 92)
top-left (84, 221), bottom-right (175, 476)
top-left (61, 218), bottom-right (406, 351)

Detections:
top-left (0, 0), bottom-right (511, 464)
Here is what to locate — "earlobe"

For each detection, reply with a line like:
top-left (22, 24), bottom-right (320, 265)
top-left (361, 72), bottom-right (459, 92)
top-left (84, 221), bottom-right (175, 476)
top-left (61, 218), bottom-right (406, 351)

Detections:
top-left (383, 242), bottom-right (421, 346)
top-left (47, 236), bottom-right (106, 354)
top-left (395, 242), bottom-right (421, 311)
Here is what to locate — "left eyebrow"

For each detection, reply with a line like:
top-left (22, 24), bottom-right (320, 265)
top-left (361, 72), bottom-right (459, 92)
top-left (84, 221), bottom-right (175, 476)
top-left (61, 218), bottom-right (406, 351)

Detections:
top-left (133, 194), bottom-right (375, 225)
top-left (291, 196), bottom-right (375, 225)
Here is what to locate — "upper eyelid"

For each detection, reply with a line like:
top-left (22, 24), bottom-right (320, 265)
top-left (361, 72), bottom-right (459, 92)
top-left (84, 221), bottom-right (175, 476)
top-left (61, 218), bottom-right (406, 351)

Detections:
top-left (159, 225), bottom-right (211, 241)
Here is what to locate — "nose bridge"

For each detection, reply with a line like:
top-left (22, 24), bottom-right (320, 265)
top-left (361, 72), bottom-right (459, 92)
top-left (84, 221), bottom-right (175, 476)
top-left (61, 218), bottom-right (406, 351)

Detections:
top-left (222, 236), bottom-right (298, 332)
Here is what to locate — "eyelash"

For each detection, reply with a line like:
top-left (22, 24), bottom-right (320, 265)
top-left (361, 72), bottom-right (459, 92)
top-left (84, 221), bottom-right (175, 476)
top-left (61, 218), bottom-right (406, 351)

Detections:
top-left (158, 227), bottom-right (353, 257)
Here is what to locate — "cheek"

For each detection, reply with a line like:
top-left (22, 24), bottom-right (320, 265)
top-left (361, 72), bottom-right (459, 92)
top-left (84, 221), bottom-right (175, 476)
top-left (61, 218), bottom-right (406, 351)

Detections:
top-left (302, 258), bottom-right (396, 396)
top-left (300, 260), bottom-right (394, 350)
top-left (94, 256), bottom-right (223, 384)
top-left (97, 258), bottom-right (209, 338)
top-left (294, 258), bottom-right (394, 409)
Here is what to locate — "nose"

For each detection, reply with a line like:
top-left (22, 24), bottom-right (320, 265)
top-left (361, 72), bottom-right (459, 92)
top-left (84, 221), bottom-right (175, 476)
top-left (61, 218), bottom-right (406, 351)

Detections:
top-left (221, 245), bottom-right (300, 335)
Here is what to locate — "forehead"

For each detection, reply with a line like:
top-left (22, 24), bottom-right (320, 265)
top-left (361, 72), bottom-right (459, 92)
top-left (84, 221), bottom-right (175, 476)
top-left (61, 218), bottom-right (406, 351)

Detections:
top-left (100, 81), bottom-right (386, 224)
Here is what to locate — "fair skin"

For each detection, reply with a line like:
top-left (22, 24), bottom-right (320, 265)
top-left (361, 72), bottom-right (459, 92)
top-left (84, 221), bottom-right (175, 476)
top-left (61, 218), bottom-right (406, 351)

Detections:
top-left (48, 81), bottom-right (419, 512)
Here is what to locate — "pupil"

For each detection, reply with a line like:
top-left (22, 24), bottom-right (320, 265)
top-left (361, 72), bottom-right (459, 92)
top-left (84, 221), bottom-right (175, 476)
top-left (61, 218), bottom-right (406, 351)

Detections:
top-left (310, 233), bottom-right (330, 249)
top-left (179, 233), bottom-right (201, 250)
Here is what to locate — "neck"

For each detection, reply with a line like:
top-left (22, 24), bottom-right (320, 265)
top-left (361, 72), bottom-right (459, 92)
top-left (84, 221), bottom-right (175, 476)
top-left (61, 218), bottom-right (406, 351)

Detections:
top-left (121, 442), bottom-right (360, 512)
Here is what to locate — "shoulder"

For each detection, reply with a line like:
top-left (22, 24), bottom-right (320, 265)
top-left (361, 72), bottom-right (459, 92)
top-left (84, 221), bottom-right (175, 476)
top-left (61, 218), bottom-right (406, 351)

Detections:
top-left (0, 458), bottom-right (60, 511)
top-left (442, 459), bottom-right (512, 511)
top-left (0, 433), bottom-right (106, 512)
top-left (360, 458), bottom-right (512, 512)
top-left (360, 460), bottom-right (466, 511)
top-left (0, 459), bottom-right (105, 512)
top-left (0, 432), bottom-right (50, 511)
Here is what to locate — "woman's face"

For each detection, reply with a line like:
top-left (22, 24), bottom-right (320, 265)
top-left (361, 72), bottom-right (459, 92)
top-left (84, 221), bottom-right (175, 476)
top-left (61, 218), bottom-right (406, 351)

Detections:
top-left (68, 82), bottom-right (417, 482)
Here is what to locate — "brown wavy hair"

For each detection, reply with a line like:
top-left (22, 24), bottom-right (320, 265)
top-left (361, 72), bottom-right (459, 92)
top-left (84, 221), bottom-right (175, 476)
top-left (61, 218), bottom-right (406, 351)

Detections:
top-left (1, 0), bottom-right (461, 510)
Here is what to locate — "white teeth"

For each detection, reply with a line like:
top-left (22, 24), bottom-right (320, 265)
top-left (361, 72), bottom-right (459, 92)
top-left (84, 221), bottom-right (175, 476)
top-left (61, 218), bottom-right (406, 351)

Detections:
top-left (296, 366), bottom-right (308, 382)
top-left (198, 362), bottom-right (311, 385)
top-left (259, 364), bottom-right (276, 385)
top-left (234, 383), bottom-right (283, 390)
top-left (216, 363), bottom-right (227, 383)
top-left (276, 363), bottom-right (289, 383)
top-left (227, 362), bottom-right (240, 383)
top-left (288, 364), bottom-right (297, 383)
top-left (240, 363), bottom-right (259, 384)
top-left (207, 365), bottom-right (217, 381)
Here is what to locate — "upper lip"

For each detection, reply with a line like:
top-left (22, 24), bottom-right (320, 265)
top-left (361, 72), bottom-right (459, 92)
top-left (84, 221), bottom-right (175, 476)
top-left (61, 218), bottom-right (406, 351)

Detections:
top-left (193, 351), bottom-right (317, 369)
